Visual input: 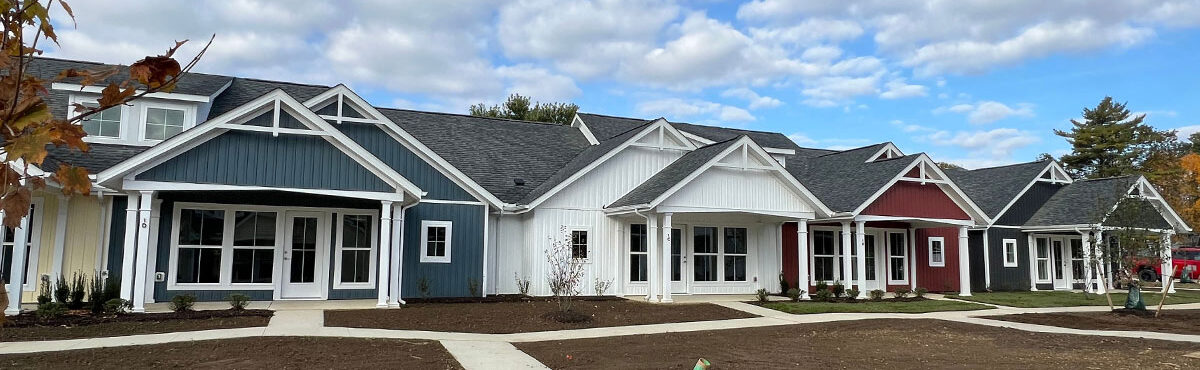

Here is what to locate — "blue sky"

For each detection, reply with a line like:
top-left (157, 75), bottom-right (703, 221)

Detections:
top-left (45, 0), bottom-right (1200, 168)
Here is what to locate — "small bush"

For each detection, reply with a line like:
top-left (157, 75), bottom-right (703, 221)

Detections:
top-left (37, 278), bottom-right (52, 304)
top-left (54, 274), bottom-right (70, 304)
top-left (170, 294), bottom-right (196, 312)
top-left (831, 281), bottom-right (845, 298)
top-left (227, 294), bottom-right (250, 310)
top-left (104, 298), bottom-right (131, 314)
top-left (68, 273), bottom-right (86, 309)
top-left (514, 273), bottom-right (531, 296)
top-left (786, 288), bottom-right (803, 302)
top-left (813, 289), bottom-right (833, 302)
top-left (755, 288), bottom-right (769, 303)
top-left (914, 287), bottom-right (928, 298)
top-left (417, 277), bottom-right (431, 298)
top-left (845, 288), bottom-right (859, 301)
top-left (868, 289), bottom-right (885, 301)
top-left (815, 280), bottom-right (828, 293)
top-left (36, 302), bottom-right (67, 320)
top-left (892, 287), bottom-right (911, 298)
top-left (467, 278), bottom-right (481, 297)
top-left (88, 273), bottom-right (107, 314)
top-left (593, 278), bottom-right (613, 296)
top-left (778, 271), bottom-right (790, 295)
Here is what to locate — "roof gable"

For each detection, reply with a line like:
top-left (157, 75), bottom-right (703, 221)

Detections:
top-left (946, 160), bottom-right (1065, 219)
top-left (1022, 175), bottom-right (1190, 232)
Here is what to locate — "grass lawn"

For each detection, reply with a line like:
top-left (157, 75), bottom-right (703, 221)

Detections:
top-left (762, 299), bottom-right (992, 314)
top-left (949, 289), bottom-right (1200, 308)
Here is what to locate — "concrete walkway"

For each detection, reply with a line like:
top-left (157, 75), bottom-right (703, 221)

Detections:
top-left (7, 301), bottom-right (1200, 370)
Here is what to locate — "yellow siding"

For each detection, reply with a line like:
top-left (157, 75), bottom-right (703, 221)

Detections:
top-left (16, 193), bottom-right (105, 303)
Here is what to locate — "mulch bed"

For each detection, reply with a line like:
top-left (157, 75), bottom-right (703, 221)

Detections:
top-left (987, 309), bottom-right (1200, 335)
top-left (0, 337), bottom-right (461, 370)
top-left (1, 309), bottom-right (274, 342)
top-left (325, 299), bottom-right (756, 334)
top-left (517, 319), bottom-right (1200, 369)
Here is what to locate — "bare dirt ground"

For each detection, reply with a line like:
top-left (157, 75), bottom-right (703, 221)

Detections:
top-left (325, 299), bottom-right (756, 334)
top-left (988, 309), bottom-right (1200, 335)
top-left (1, 309), bottom-right (273, 342)
top-left (0, 337), bottom-right (462, 370)
top-left (516, 319), bottom-right (1200, 369)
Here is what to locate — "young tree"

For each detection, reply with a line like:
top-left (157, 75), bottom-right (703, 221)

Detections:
top-left (469, 93), bottom-right (579, 125)
top-left (545, 226), bottom-right (585, 317)
top-left (1055, 97), bottom-right (1176, 179)
top-left (1096, 188), bottom-right (1170, 311)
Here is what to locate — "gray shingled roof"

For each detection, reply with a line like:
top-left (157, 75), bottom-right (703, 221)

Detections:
top-left (378, 108), bottom-right (593, 204)
top-left (29, 57), bottom-right (233, 96)
top-left (945, 160), bottom-right (1051, 218)
top-left (1024, 176), bottom-right (1138, 227)
top-left (575, 113), bottom-right (647, 141)
top-left (576, 112), bottom-right (801, 150)
top-left (42, 143), bottom-right (148, 174)
top-left (207, 78), bottom-right (329, 118)
top-left (608, 138), bottom-right (741, 208)
top-left (518, 124), bottom-right (649, 204)
top-left (786, 143), bottom-right (919, 213)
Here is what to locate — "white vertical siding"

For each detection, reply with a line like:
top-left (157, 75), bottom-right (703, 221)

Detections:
top-left (659, 167), bottom-right (815, 215)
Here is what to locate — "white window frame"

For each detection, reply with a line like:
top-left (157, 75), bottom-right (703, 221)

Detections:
top-left (809, 228), bottom-right (839, 284)
top-left (722, 227), bottom-right (749, 282)
top-left (886, 231), bottom-right (908, 285)
top-left (139, 101), bottom-right (196, 142)
top-left (419, 220), bottom-right (453, 263)
top-left (68, 94), bottom-right (128, 143)
top-left (628, 223), bottom-right (649, 283)
top-left (333, 212), bottom-right (378, 289)
top-left (691, 225), bottom-right (721, 282)
top-left (1002, 239), bottom-right (1019, 267)
top-left (567, 226), bottom-right (590, 263)
top-left (1034, 237), bottom-right (1052, 283)
top-left (1, 198), bottom-right (44, 292)
top-left (928, 237), bottom-right (946, 267)
top-left (229, 210), bottom-right (279, 285)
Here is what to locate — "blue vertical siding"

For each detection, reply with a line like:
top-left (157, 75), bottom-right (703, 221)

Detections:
top-left (136, 130), bottom-right (392, 192)
top-left (106, 196), bottom-right (128, 280)
top-left (337, 122), bottom-right (476, 201)
top-left (402, 202), bottom-right (485, 298)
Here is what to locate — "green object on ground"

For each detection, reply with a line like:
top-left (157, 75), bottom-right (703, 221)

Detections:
top-left (1124, 285), bottom-right (1146, 310)
top-left (950, 290), bottom-right (1200, 308)
top-left (763, 299), bottom-right (991, 314)
top-left (694, 358), bottom-right (711, 370)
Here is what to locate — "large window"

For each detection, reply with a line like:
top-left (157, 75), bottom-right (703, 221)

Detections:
top-left (78, 102), bottom-right (122, 138)
top-left (629, 224), bottom-right (648, 282)
top-left (337, 214), bottom-right (375, 286)
top-left (176, 208), bottom-right (225, 284)
top-left (0, 203), bottom-right (39, 289)
top-left (812, 230), bottom-right (836, 282)
top-left (420, 221), bottom-right (452, 263)
top-left (231, 211), bottom-right (275, 284)
top-left (723, 227), bottom-right (747, 281)
top-left (887, 232), bottom-right (907, 284)
top-left (1070, 239), bottom-right (1084, 282)
top-left (1035, 237), bottom-right (1050, 282)
top-left (693, 227), bottom-right (718, 282)
top-left (144, 106), bottom-right (186, 140)
top-left (1002, 239), bottom-right (1019, 267)
top-left (928, 237), bottom-right (945, 267)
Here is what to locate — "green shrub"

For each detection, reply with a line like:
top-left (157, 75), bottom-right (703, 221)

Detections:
top-left (831, 281), bottom-right (845, 298)
top-left (813, 289), bottom-right (832, 302)
top-left (868, 289), bottom-right (885, 301)
top-left (36, 302), bottom-right (67, 320)
top-left (170, 294), bottom-right (196, 312)
top-left (892, 287), bottom-right (911, 298)
top-left (914, 287), bottom-right (928, 298)
top-left (67, 273), bottom-right (86, 309)
top-left (104, 298), bottom-right (131, 314)
top-left (227, 294), bottom-right (250, 310)
top-left (417, 276), bottom-right (431, 298)
top-left (54, 274), bottom-right (70, 304)
top-left (37, 278), bottom-right (52, 304)
top-left (755, 288), bottom-right (769, 303)
top-left (467, 278), bottom-right (481, 297)
top-left (845, 288), bottom-right (859, 301)
top-left (88, 274), bottom-right (106, 314)
top-left (786, 288), bottom-right (803, 302)
top-left (815, 280), bottom-right (828, 293)
top-left (778, 271), bottom-right (790, 295)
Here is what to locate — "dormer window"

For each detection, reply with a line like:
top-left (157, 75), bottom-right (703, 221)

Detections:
top-left (79, 102), bottom-right (122, 138)
top-left (143, 106), bottom-right (187, 141)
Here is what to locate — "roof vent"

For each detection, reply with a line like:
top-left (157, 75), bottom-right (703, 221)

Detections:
top-left (514, 178), bottom-right (525, 186)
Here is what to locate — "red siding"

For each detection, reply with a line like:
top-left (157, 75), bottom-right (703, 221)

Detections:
top-left (781, 222), bottom-right (800, 290)
top-left (861, 181), bottom-right (971, 220)
top-left (915, 227), bottom-right (960, 292)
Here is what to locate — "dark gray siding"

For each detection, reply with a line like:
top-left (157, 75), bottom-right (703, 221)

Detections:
top-left (995, 182), bottom-right (1066, 226)
top-left (968, 230), bottom-right (986, 291)
top-left (402, 202), bottom-right (485, 298)
top-left (337, 122), bottom-right (476, 201)
top-left (105, 196), bottom-right (128, 283)
top-left (137, 130), bottom-right (392, 192)
top-left (987, 228), bottom-right (1031, 291)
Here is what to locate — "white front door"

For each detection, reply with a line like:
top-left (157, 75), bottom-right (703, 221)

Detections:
top-left (669, 228), bottom-right (688, 294)
top-left (280, 212), bottom-right (327, 299)
top-left (1051, 237), bottom-right (1069, 290)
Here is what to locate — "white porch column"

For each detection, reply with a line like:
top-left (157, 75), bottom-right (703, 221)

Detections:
top-left (1027, 234), bottom-right (1038, 291)
top-left (131, 191), bottom-right (154, 313)
top-left (645, 213), bottom-right (658, 301)
top-left (50, 195), bottom-right (69, 280)
top-left (389, 205), bottom-right (405, 306)
top-left (1094, 230), bottom-right (1106, 294)
top-left (797, 219), bottom-right (810, 299)
top-left (119, 192), bottom-right (140, 301)
top-left (1080, 230), bottom-right (1094, 293)
top-left (840, 222), bottom-right (852, 286)
top-left (982, 229), bottom-right (991, 290)
top-left (957, 226), bottom-right (971, 297)
top-left (1162, 232), bottom-right (1176, 293)
top-left (376, 201), bottom-right (393, 307)
top-left (908, 227), bottom-right (917, 291)
top-left (5, 213), bottom-right (29, 315)
top-left (660, 213), bottom-right (673, 303)
top-left (854, 221), bottom-right (867, 298)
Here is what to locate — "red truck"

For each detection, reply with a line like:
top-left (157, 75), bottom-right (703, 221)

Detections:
top-left (1134, 247), bottom-right (1200, 282)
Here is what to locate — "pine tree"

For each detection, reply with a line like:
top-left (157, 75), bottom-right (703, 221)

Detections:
top-left (1055, 97), bottom-right (1175, 179)
top-left (468, 93), bottom-right (579, 125)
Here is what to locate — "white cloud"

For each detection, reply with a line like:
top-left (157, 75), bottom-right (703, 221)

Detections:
top-left (496, 65), bottom-right (582, 102)
top-left (720, 88), bottom-right (782, 110)
top-left (636, 98), bottom-right (756, 122)
top-left (787, 133), bottom-right (873, 150)
top-left (748, 18), bottom-right (864, 47)
top-left (879, 79), bottom-right (928, 99)
top-left (923, 128), bottom-right (1041, 159)
top-left (935, 101), bottom-right (1034, 125)
top-left (1175, 125), bottom-right (1200, 139)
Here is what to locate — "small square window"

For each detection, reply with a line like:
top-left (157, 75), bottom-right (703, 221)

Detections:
top-left (420, 221), bottom-right (452, 263)
top-left (570, 230), bottom-right (588, 259)
top-left (928, 237), bottom-right (945, 267)
top-left (145, 107), bottom-right (187, 140)
top-left (78, 102), bottom-right (122, 138)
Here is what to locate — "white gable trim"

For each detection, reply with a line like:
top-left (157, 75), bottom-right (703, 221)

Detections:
top-left (570, 114), bottom-right (600, 145)
top-left (990, 161), bottom-right (1073, 226)
top-left (852, 154), bottom-right (991, 225)
top-left (1113, 176), bottom-right (1192, 232)
top-left (96, 89), bottom-right (424, 199)
top-left (303, 85), bottom-right (505, 208)
top-left (865, 142), bottom-right (904, 163)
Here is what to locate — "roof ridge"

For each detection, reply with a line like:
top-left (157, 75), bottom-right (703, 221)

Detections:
top-left (1076, 175), bottom-right (1138, 183)
top-left (235, 76), bottom-right (330, 89)
top-left (34, 55), bottom-right (234, 80)
top-left (967, 159), bottom-right (1051, 172)
top-left (577, 112), bottom-right (645, 120)
top-left (815, 142), bottom-right (888, 158)
top-left (378, 106), bottom-right (580, 128)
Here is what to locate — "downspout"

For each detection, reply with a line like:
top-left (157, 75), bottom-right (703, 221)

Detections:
top-left (391, 202), bottom-right (419, 306)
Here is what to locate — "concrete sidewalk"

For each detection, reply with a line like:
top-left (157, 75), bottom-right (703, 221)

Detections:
top-left (442, 340), bottom-right (549, 369)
